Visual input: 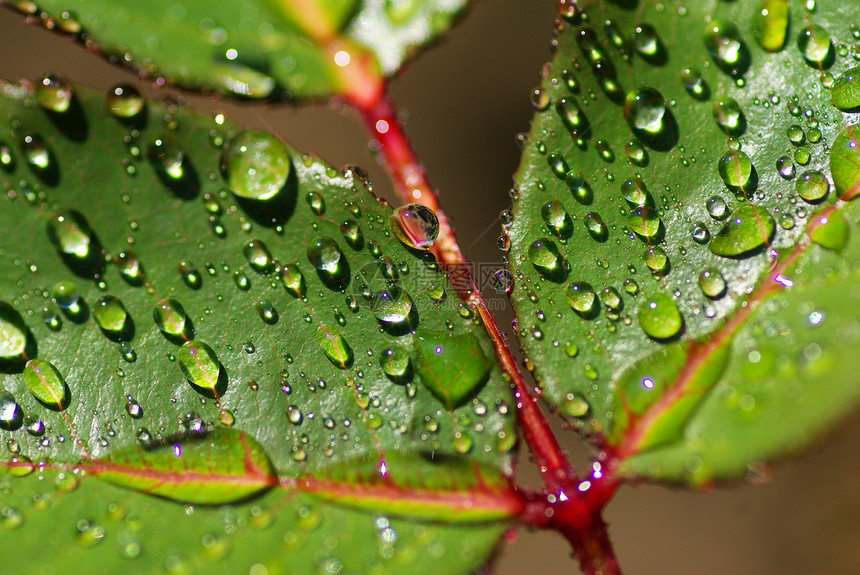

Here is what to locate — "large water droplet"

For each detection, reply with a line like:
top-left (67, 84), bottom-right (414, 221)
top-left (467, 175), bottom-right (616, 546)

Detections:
top-left (92, 296), bottom-right (132, 341)
top-left (340, 219), bottom-right (364, 250)
top-left (47, 210), bottom-right (104, 277)
top-left (638, 293), bottom-right (683, 340)
top-left (584, 212), bottom-right (608, 241)
top-left (527, 238), bottom-right (566, 281)
top-left (704, 21), bottom-right (751, 78)
top-left (316, 326), bottom-right (353, 369)
top-left (718, 150), bottom-right (755, 193)
top-left (221, 130), bottom-right (290, 200)
top-left (35, 73), bottom-right (73, 113)
top-left (391, 204), bottom-right (439, 249)
top-left (624, 87), bottom-right (677, 151)
top-left (832, 67), bottom-right (860, 111)
top-left (753, 0), bottom-right (789, 52)
top-left (643, 246), bottom-right (669, 275)
top-left (178, 260), bottom-right (203, 290)
top-left (0, 302), bottom-right (32, 372)
top-left (830, 126), bottom-right (860, 200)
top-left (797, 24), bottom-right (833, 68)
top-left (414, 332), bottom-right (491, 410)
top-left (566, 282), bottom-right (598, 319)
top-left (796, 170), bottom-right (830, 203)
top-left (0, 390), bottom-right (23, 431)
top-left (106, 84), bottom-right (144, 119)
top-left (178, 340), bottom-right (225, 395)
top-left (621, 178), bottom-right (653, 207)
top-left (115, 251), bottom-right (146, 286)
top-left (23, 358), bottom-right (69, 410)
top-left (633, 23), bottom-right (667, 65)
top-left (154, 298), bottom-right (191, 340)
top-left (628, 205), bottom-right (663, 241)
top-left (380, 346), bottom-right (412, 383)
top-left (709, 204), bottom-right (775, 257)
top-left (307, 238), bottom-right (350, 289)
top-left (21, 134), bottom-right (51, 170)
top-left (372, 286), bottom-right (415, 330)
top-left (810, 211), bottom-right (849, 251)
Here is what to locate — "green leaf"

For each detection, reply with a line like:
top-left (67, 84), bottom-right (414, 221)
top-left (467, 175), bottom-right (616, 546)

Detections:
top-left (508, 1), bottom-right (860, 484)
top-left (17, 0), bottom-right (468, 101)
top-left (0, 80), bottom-right (517, 571)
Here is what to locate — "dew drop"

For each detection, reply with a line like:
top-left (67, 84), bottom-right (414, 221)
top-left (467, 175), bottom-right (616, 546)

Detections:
top-left (830, 126), bottom-right (860, 200)
top-left (53, 281), bottom-right (87, 322)
top-left (0, 390), bottom-right (23, 431)
top-left (178, 340), bottom-right (223, 394)
top-left (339, 219), bottom-right (364, 249)
top-left (691, 221), bottom-right (711, 244)
top-left (23, 358), bottom-right (69, 410)
top-left (753, 0), bottom-right (789, 52)
top-left (633, 23), bottom-right (666, 64)
top-left (390, 204), bottom-right (439, 249)
top-left (527, 238), bottom-right (565, 281)
top-left (21, 134), bottom-right (50, 170)
top-left (709, 204), bottom-right (776, 257)
top-left (0, 302), bottom-right (31, 370)
top-left (35, 73), bottom-right (73, 113)
top-left (92, 296), bottom-right (131, 340)
top-left (317, 326), bottom-right (353, 369)
top-left (126, 397), bottom-right (143, 419)
top-left (178, 260), bottom-right (203, 289)
top-left (638, 293), bottom-right (683, 340)
top-left (256, 300), bottom-right (278, 325)
top-left (584, 212), bottom-right (608, 241)
top-left (624, 140), bottom-right (649, 166)
top-left (628, 205), bottom-right (662, 241)
top-left (307, 238), bottom-right (349, 289)
top-left (566, 282), bottom-right (598, 319)
top-left (541, 200), bottom-right (573, 238)
top-left (620, 178), bottom-right (653, 207)
top-left (698, 269), bottom-right (727, 299)
top-left (832, 67), bottom-right (860, 111)
top-left (624, 87), bottom-right (677, 150)
top-left (706, 196), bottom-right (730, 220)
top-left (106, 84), bottom-right (144, 119)
top-left (154, 298), bottom-right (190, 339)
top-left (810, 211), bottom-right (849, 251)
top-left (221, 130), bottom-right (290, 200)
top-left (556, 97), bottom-right (590, 138)
top-left (797, 24), bottom-right (833, 68)
top-left (149, 137), bottom-right (185, 180)
top-left (380, 346), bottom-right (412, 383)
top-left (115, 251), bottom-right (146, 286)
top-left (718, 150), bottom-right (755, 192)
top-left (712, 98), bottom-right (745, 136)
top-left (242, 239), bottom-right (274, 274)
top-left (278, 263), bottom-right (306, 298)
top-left (795, 171), bottom-right (830, 203)
top-left (704, 21), bottom-right (751, 78)
top-left (47, 210), bottom-right (103, 276)
top-left (643, 246), bottom-right (669, 275)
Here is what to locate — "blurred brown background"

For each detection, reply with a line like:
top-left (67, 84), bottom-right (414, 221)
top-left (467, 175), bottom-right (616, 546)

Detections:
top-left (2, 2), bottom-right (859, 573)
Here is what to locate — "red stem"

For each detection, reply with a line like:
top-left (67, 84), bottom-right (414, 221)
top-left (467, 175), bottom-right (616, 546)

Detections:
top-left (344, 83), bottom-right (622, 571)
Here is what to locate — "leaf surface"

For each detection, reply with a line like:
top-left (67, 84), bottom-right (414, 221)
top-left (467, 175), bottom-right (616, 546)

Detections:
top-left (0, 80), bottom-right (517, 571)
top-left (14, 0), bottom-right (468, 101)
top-left (508, 0), bottom-right (860, 484)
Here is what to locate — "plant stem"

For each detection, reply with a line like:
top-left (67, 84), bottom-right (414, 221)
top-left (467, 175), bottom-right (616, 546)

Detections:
top-left (350, 90), bottom-right (578, 492)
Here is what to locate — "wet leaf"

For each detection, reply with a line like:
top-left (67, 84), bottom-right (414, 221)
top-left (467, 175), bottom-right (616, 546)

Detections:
top-left (0, 81), bottom-right (516, 572)
top-left (15, 0), bottom-right (468, 101)
top-left (509, 1), bottom-right (860, 485)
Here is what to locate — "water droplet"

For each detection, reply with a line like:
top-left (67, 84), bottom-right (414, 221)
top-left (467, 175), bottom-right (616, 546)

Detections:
top-left (787, 124), bottom-right (805, 146)
top-left (278, 263), bottom-right (306, 298)
top-left (53, 281), bottom-right (87, 323)
top-left (149, 137), bottom-right (185, 179)
top-left (0, 302), bottom-right (31, 371)
top-left (154, 298), bottom-right (190, 340)
top-left (541, 200), bottom-right (573, 238)
top-left (527, 238), bottom-right (566, 281)
top-left (339, 219), bottom-right (364, 250)
top-left (414, 332), bottom-right (491, 410)
top-left (372, 286), bottom-right (415, 327)
top-left (624, 140), bottom-right (649, 166)
top-left (21, 134), bottom-right (50, 170)
top-left (178, 340), bottom-right (224, 394)
top-left (560, 395), bottom-right (590, 418)
top-left (712, 98), bottom-right (745, 136)
top-left (566, 282), bottom-right (598, 319)
top-left (221, 130), bottom-right (290, 200)
top-left (620, 178), bottom-right (653, 207)
top-left (810, 211), bottom-right (849, 251)
top-left (584, 212), bottom-right (608, 241)
top-left (126, 396), bottom-right (143, 419)
top-left (718, 150), bottom-right (755, 192)
top-left (628, 205), bottom-right (663, 241)
top-left (35, 73), bottom-right (73, 113)
top-left (698, 269), bottom-right (727, 299)
top-left (709, 204), bottom-right (776, 257)
top-left (624, 87), bottom-right (677, 150)
top-left (797, 24), bottom-right (833, 68)
top-left (556, 97), bottom-right (590, 138)
top-left (706, 196), bottom-right (730, 220)
top-left (92, 296), bottom-right (131, 340)
top-left (23, 358), bottom-right (69, 410)
top-left (830, 126), bottom-right (860, 200)
top-left (256, 300), bottom-right (278, 325)
top-left (633, 23), bottom-right (666, 65)
top-left (380, 346), bottom-right (412, 383)
top-left (232, 270), bottom-right (251, 291)
top-left (530, 87), bottom-right (550, 110)
top-left (0, 391), bottom-right (23, 431)
top-left (691, 221), bottom-right (711, 244)
top-left (106, 84), bottom-right (144, 118)
top-left (546, 153), bottom-right (570, 179)
top-left (638, 293), bottom-right (683, 340)
top-left (114, 251), bottom-right (146, 286)
top-left (777, 156), bottom-right (795, 179)
top-left (317, 326), bottom-right (353, 369)
top-left (832, 67), bottom-right (860, 111)
top-left (796, 171), bottom-right (830, 203)
top-left (753, 0), bottom-right (790, 52)
top-left (643, 246), bottom-right (669, 275)
top-left (391, 204), bottom-right (439, 249)
top-left (243, 239), bottom-right (274, 273)
top-left (704, 21), bottom-right (751, 78)
top-left (47, 210), bottom-right (104, 276)
top-left (178, 260), bottom-right (203, 290)
top-left (286, 405), bottom-right (303, 425)
top-left (307, 238), bottom-right (349, 289)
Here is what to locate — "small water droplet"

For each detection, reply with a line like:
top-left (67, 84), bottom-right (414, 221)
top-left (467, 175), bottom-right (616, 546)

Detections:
top-left (126, 397), bottom-right (143, 419)
top-left (47, 210), bottom-right (104, 276)
top-left (706, 196), bottom-right (731, 220)
top-left (712, 98), bottom-right (745, 136)
top-left (35, 73), bottom-right (73, 113)
top-left (796, 170), bottom-right (830, 203)
top-left (106, 84), bottom-right (144, 119)
top-left (307, 238), bottom-right (349, 290)
top-left (698, 269), bottom-right (727, 299)
top-left (527, 238), bottom-right (566, 281)
top-left (541, 200), bottom-right (573, 238)
top-left (154, 298), bottom-right (190, 339)
top-left (278, 263), bottom-right (306, 297)
top-left (317, 326), bottom-right (353, 369)
top-left (718, 149), bottom-right (755, 192)
top-left (242, 239), bottom-right (274, 273)
top-left (830, 126), bottom-right (860, 200)
top-left (380, 346), bottom-right (412, 383)
top-left (92, 296), bottom-right (131, 340)
top-left (638, 293), bottom-right (684, 340)
top-left (256, 300), bottom-right (278, 325)
top-left (832, 66), bottom-right (860, 111)
top-left (566, 282), bottom-right (598, 319)
top-left (178, 260), bottom-right (203, 289)
top-left (556, 96), bottom-right (590, 138)
top-left (178, 340), bottom-right (224, 394)
top-left (704, 21), bottom-right (751, 78)
top-left (810, 211), bottom-right (849, 251)
top-left (584, 212), bottom-right (608, 241)
top-left (624, 87), bottom-right (677, 150)
top-left (0, 390), bottom-right (23, 431)
top-left (23, 358), bottom-right (69, 410)
top-left (114, 251), bottom-right (146, 286)
top-left (339, 219), bottom-right (364, 250)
